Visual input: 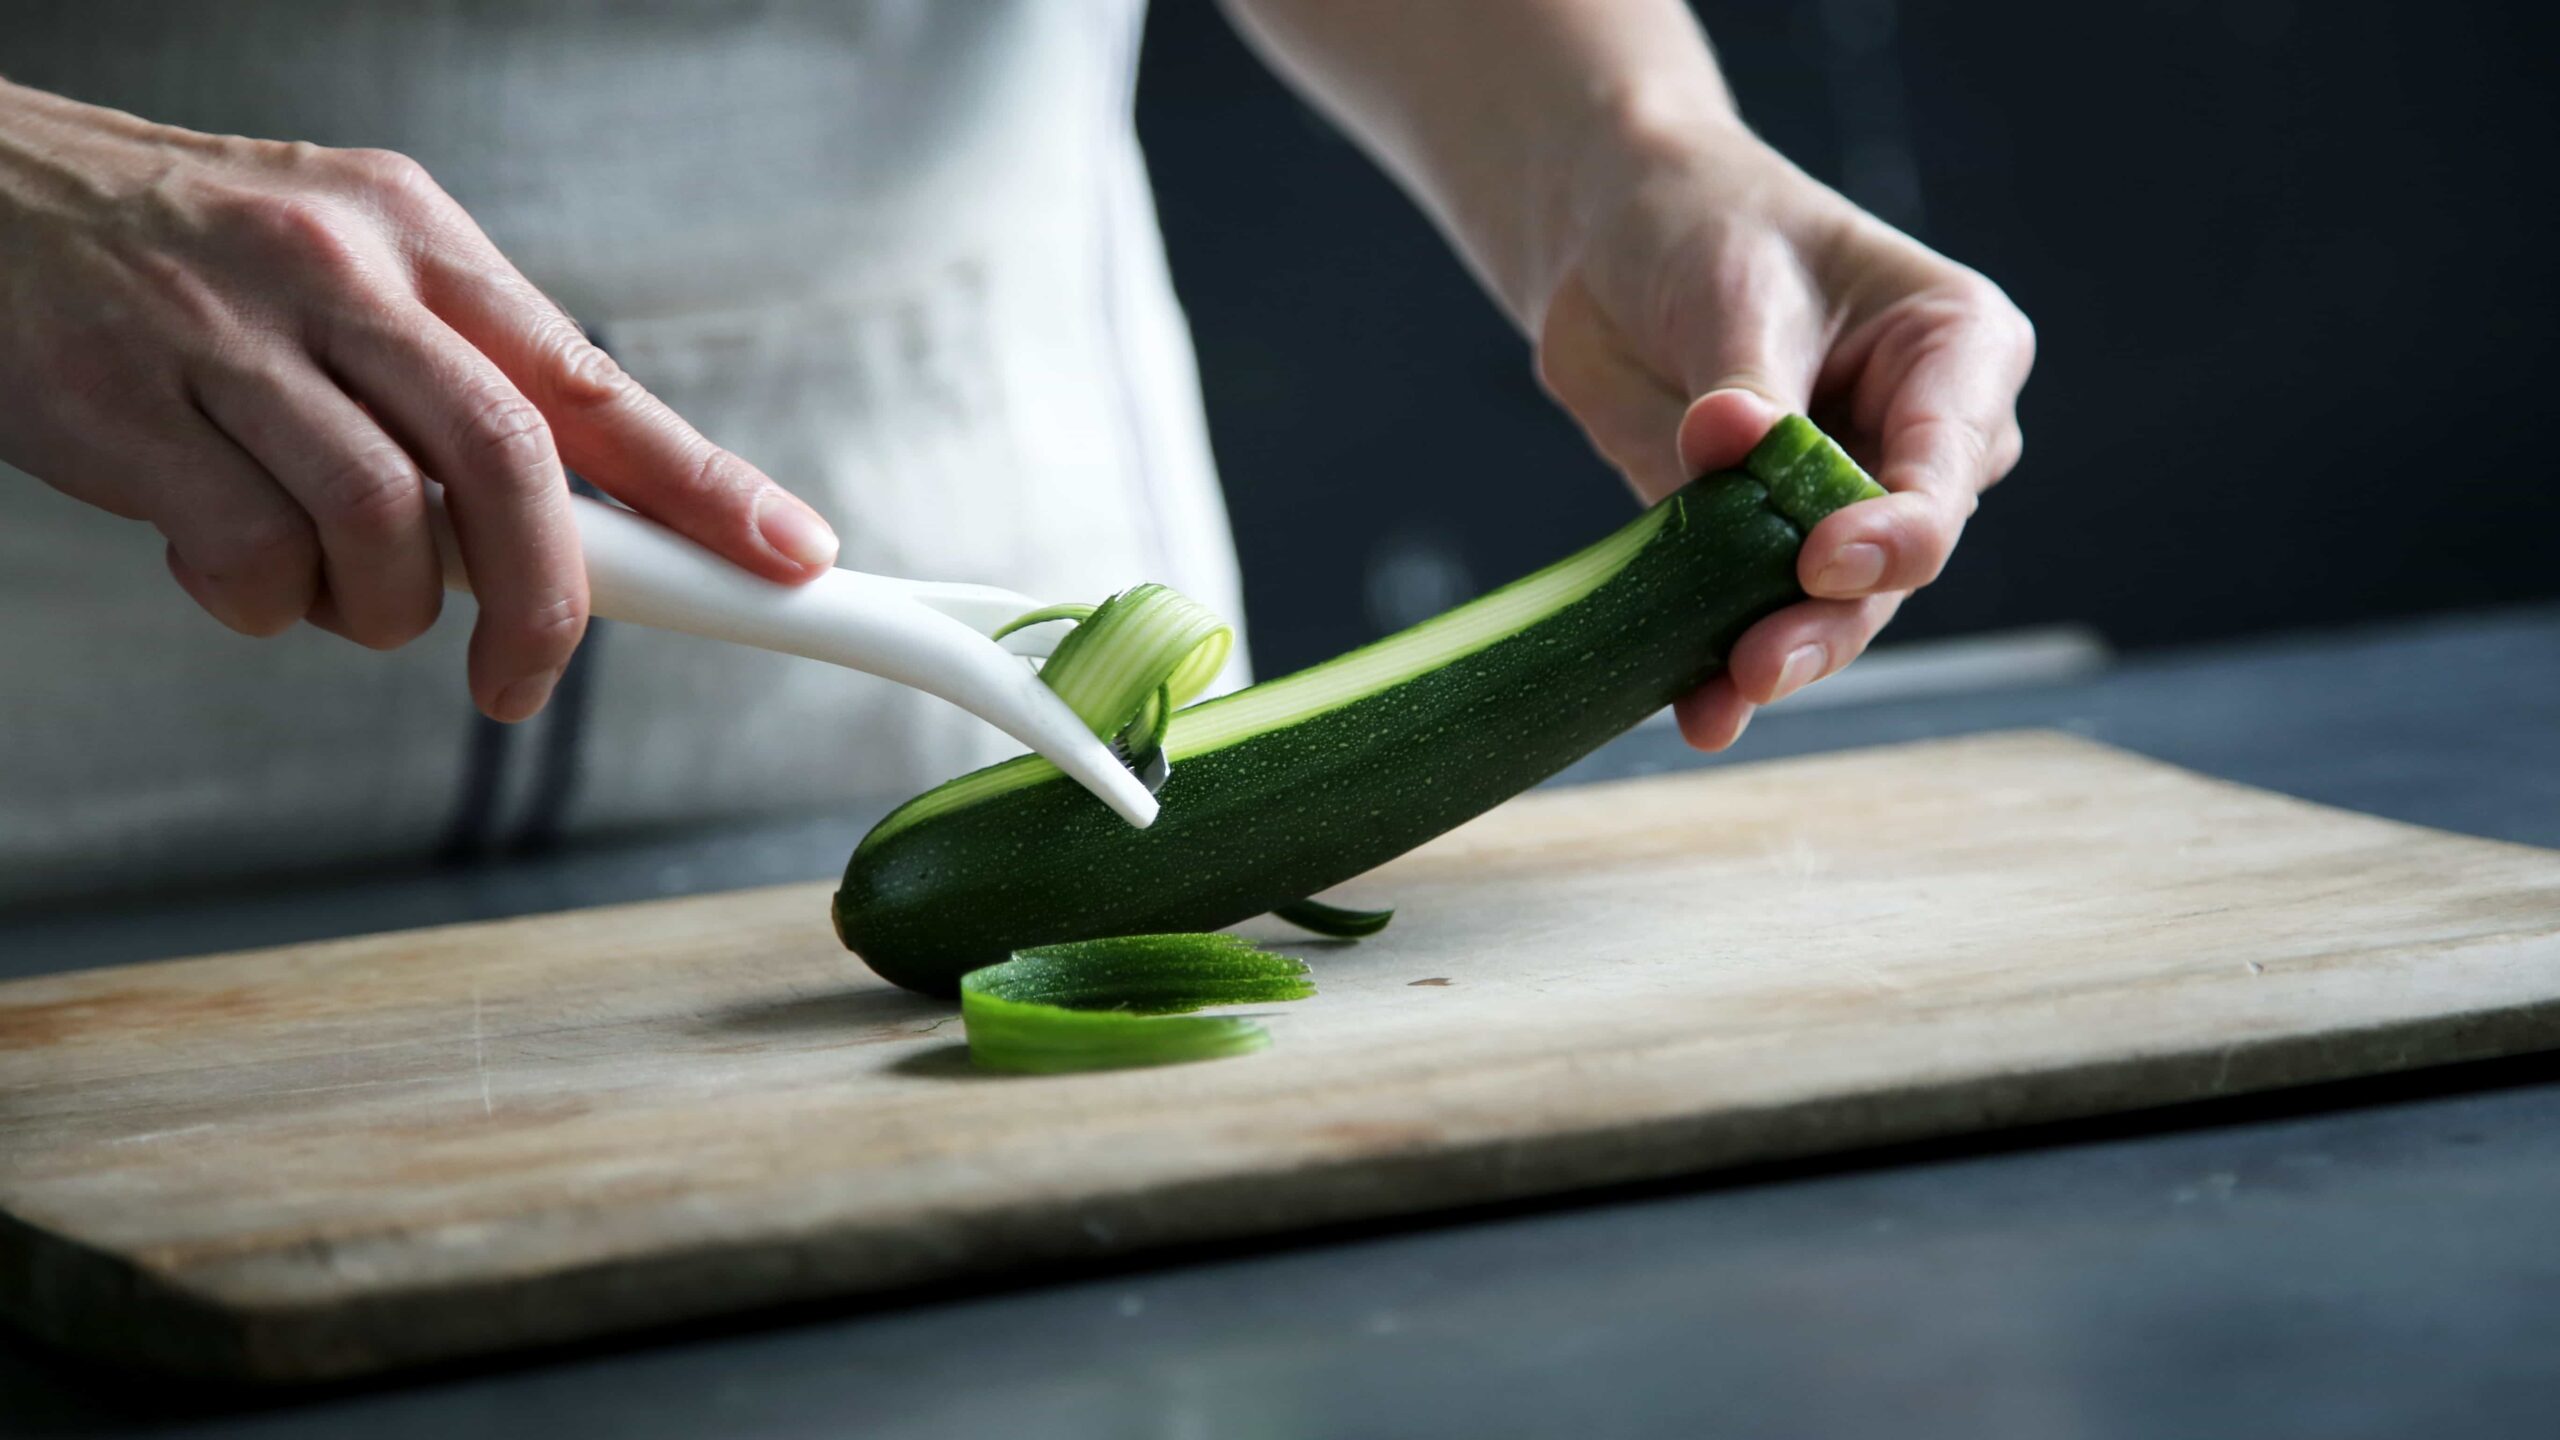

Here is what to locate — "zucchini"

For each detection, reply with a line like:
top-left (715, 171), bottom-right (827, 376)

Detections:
top-left (836, 415), bottom-right (1883, 995)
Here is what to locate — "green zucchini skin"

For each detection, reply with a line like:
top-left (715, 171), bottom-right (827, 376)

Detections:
top-left (837, 431), bottom-right (1877, 996)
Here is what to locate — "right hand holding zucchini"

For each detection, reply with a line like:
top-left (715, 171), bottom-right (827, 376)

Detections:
top-left (1531, 124), bottom-right (2034, 751)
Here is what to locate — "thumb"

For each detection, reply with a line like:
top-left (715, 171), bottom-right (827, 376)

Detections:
top-left (1676, 387), bottom-right (1792, 477)
top-left (1670, 252), bottom-right (1823, 474)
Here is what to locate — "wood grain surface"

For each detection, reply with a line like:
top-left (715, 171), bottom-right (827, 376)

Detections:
top-left (4, 731), bottom-right (2556, 1381)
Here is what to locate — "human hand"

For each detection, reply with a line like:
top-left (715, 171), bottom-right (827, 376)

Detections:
top-left (1536, 118), bottom-right (2034, 749)
top-left (0, 80), bottom-right (839, 721)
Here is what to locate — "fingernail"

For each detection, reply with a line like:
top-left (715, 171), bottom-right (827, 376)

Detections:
top-left (1814, 542), bottom-right (1886, 594)
top-left (756, 491), bottom-right (839, 570)
top-left (1771, 644), bottom-right (1826, 703)
top-left (492, 668), bottom-right (560, 724)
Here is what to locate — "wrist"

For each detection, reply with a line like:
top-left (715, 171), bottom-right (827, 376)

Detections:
top-left (1587, 67), bottom-right (1752, 178)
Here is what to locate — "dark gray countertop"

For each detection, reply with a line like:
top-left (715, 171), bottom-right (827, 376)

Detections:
top-left (5, 604), bottom-right (2557, 1438)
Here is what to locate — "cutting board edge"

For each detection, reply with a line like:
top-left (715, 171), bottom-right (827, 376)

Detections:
top-left (15, 988), bottom-right (2558, 1384)
top-left (0, 1201), bottom-right (261, 1381)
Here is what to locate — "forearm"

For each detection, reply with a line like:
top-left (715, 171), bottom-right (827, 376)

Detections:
top-left (0, 78), bottom-right (155, 213)
top-left (0, 79), bottom-right (246, 256)
top-left (1218, 0), bottom-right (1747, 327)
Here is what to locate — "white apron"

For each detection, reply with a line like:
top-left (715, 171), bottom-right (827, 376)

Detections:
top-left (0, 0), bottom-right (1244, 906)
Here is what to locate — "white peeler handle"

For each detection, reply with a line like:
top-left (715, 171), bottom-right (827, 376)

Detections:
top-left (426, 488), bottom-right (1159, 828)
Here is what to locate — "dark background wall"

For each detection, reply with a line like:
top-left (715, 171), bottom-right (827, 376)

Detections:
top-left (1135, 0), bottom-right (2560, 676)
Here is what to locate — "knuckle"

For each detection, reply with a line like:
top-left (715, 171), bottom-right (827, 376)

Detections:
top-left (1987, 424), bottom-right (2025, 485)
top-left (513, 589), bottom-right (587, 652)
top-left (682, 441), bottom-right (755, 503)
top-left (1910, 412), bottom-right (1995, 477)
top-left (336, 147), bottom-right (441, 208)
top-left (457, 385), bottom-right (557, 481)
top-left (1971, 279), bottom-right (2032, 345)
top-left (1953, 273), bottom-right (2036, 356)
top-left (1936, 476), bottom-right (1984, 523)
top-left (543, 326), bottom-right (636, 409)
top-left (314, 443), bottom-right (423, 536)
top-left (253, 139), bottom-right (339, 186)
top-left (1947, 270), bottom-right (2007, 311)
top-left (1882, 509), bottom-right (1952, 582)
top-left (2004, 300), bottom-right (2037, 359)
top-left (221, 191), bottom-right (369, 278)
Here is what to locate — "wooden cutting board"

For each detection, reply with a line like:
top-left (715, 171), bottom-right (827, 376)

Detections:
top-left (6, 731), bottom-right (2558, 1381)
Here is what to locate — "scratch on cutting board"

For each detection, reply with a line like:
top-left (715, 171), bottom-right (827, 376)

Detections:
top-left (1763, 832), bottom-right (1833, 897)
top-left (2209, 1043), bottom-right (2238, 1095)
top-left (471, 983), bottom-right (493, 1118)
top-left (106, 1122), bottom-right (216, 1147)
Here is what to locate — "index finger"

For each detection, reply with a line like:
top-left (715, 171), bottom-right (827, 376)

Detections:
top-left (420, 254), bottom-right (838, 582)
top-left (1800, 291), bottom-right (2033, 596)
top-left (1866, 294), bottom-right (2034, 504)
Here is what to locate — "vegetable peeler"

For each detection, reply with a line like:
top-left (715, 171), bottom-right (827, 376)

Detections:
top-left (425, 488), bottom-right (1161, 828)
